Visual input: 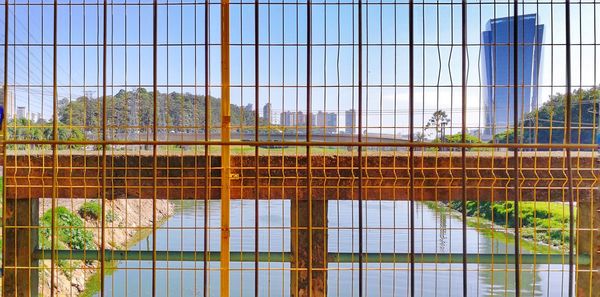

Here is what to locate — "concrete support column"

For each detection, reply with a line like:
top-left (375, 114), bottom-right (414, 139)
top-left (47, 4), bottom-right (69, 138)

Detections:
top-left (291, 199), bottom-right (327, 297)
top-left (2, 199), bottom-right (39, 297)
top-left (576, 196), bottom-right (599, 297)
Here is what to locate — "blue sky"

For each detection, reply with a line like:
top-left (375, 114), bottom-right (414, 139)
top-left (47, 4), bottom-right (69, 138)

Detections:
top-left (2, 1), bottom-right (598, 135)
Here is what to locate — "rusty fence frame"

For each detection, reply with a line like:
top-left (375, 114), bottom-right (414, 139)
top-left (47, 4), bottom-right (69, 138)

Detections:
top-left (0, 0), bottom-right (598, 297)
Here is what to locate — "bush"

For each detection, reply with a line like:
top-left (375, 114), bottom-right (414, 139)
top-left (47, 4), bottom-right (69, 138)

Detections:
top-left (106, 210), bottom-right (118, 223)
top-left (40, 207), bottom-right (95, 250)
top-left (78, 201), bottom-right (102, 220)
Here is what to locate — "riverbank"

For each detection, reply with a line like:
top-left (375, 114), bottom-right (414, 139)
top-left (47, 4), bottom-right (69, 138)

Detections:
top-left (37, 198), bottom-right (174, 296)
top-left (425, 201), bottom-right (571, 252)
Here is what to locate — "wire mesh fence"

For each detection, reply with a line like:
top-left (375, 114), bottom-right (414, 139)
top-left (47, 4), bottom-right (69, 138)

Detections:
top-left (0, 0), bottom-right (598, 296)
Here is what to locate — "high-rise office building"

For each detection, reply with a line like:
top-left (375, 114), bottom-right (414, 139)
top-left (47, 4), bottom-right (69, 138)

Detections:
top-left (482, 14), bottom-right (543, 138)
top-left (345, 109), bottom-right (355, 135)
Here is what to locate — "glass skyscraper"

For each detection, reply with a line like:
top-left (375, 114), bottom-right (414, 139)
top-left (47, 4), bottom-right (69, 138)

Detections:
top-left (482, 14), bottom-right (544, 138)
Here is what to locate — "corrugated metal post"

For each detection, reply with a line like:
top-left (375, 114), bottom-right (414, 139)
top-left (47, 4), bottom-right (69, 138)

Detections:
top-left (220, 0), bottom-right (231, 296)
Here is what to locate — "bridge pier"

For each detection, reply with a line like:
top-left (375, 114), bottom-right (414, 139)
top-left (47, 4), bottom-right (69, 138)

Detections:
top-left (2, 198), bottom-right (39, 297)
top-left (576, 198), bottom-right (599, 296)
top-left (291, 199), bottom-right (327, 297)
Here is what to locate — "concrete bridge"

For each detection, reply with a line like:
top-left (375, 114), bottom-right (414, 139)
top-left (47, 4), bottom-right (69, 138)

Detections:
top-left (2, 151), bottom-right (598, 296)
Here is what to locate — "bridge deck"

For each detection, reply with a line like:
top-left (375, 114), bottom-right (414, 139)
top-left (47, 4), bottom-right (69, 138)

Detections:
top-left (3, 151), bottom-right (597, 201)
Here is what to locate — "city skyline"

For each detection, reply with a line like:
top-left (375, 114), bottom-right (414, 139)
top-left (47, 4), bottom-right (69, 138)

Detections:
top-left (2, 4), bottom-right (593, 136)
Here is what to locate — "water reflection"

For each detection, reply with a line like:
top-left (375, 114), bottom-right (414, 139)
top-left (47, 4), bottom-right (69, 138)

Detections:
top-left (97, 200), bottom-right (569, 296)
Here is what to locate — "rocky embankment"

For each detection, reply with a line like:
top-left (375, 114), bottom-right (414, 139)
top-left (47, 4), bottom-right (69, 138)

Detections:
top-left (38, 198), bottom-right (174, 296)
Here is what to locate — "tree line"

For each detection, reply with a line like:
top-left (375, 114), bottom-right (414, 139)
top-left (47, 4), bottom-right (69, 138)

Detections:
top-left (430, 87), bottom-right (599, 148)
top-left (58, 88), bottom-right (263, 135)
top-left (493, 87), bottom-right (599, 145)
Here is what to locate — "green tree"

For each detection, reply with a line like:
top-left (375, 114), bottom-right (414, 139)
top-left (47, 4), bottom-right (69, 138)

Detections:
top-left (56, 88), bottom-right (268, 136)
top-left (498, 88), bottom-right (599, 145)
top-left (425, 110), bottom-right (451, 140)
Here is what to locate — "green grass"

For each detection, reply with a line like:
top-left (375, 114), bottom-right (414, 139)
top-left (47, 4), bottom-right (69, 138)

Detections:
top-left (156, 145), bottom-right (354, 155)
top-left (447, 201), bottom-right (574, 248)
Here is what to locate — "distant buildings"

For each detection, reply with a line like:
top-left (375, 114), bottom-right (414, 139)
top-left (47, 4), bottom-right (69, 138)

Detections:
top-left (3, 88), bottom-right (42, 123)
top-left (30, 112), bottom-right (41, 123)
top-left (345, 109), bottom-right (355, 135)
top-left (262, 103), bottom-right (271, 124)
top-left (482, 14), bottom-right (543, 139)
top-left (17, 106), bottom-right (26, 119)
top-left (280, 111), bottom-right (306, 127)
top-left (279, 111), bottom-right (294, 126)
top-left (278, 109), bottom-right (341, 134)
top-left (5, 87), bottom-right (14, 120)
top-left (315, 111), bottom-right (337, 134)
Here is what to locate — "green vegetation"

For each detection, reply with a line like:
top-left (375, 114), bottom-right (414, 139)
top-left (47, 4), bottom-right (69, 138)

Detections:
top-left (58, 88), bottom-right (268, 134)
top-left (431, 133), bottom-right (491, 151)
top-left (425, 110), bottom-right (451, 140)
top-left (491, 87), bottom-right (599, 144)
top-left (155, 144), bottom-right (351, 155)
top-left (78, 201), bottom-right (102, 220)
top-left (40, 206), bottom-right (95, 250)
top-left (106, 210), bottom-right (118, 223)
top-left (447, 201), bottom-right (574, 248)
top-left (492, 130), bottom-right (514, 143)
top-left (79, 261), bottom-right (118, 297)
top-left (39, 207), bottom-right (96, 278)
top-left (423, 201), bottom-right (560, 254)
top-left (6, 118), bottom-right (85, 150)
top-left (77, 201), bottom-right (118, 223)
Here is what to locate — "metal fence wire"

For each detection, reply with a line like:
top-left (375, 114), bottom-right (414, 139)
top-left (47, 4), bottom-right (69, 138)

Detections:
top-left (0, 0), bottom-right (598, 296)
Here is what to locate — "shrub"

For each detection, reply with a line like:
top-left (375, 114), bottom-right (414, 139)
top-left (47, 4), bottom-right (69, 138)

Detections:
top-left (40, 207), bottom-right (95, 250)
top-left (106, 210), bottom-right (118, 223)
top-left (78, 201), bottom-right (102, 220)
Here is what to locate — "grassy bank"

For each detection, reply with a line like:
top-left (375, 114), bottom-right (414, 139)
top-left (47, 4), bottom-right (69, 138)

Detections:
top-left (35, 199), bottom-right (174, 295)
top-left (445, 201), bottom-right (574, 249)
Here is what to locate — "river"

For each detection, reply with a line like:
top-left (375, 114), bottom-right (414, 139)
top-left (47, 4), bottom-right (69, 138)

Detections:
top-left (95, 200), bottom-right (570, 296)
